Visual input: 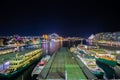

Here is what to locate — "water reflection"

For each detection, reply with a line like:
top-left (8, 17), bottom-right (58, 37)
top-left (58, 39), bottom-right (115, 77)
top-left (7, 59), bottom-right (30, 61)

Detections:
top-left (42, 41), bottom-right (61, 55)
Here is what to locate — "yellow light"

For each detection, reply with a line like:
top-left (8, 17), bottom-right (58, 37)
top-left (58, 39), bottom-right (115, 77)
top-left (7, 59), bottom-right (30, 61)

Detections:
top-left (44, 35), bottom-right (49, 40)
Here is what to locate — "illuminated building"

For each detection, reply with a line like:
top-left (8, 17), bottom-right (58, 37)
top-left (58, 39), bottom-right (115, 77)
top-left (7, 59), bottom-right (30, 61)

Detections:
top-left (103, 32), bottom-right (112, 40)
top-left (49, 33), bottom-right (59, 39)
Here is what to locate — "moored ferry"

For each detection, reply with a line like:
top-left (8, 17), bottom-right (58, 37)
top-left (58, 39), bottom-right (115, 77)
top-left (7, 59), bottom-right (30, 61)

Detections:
top-left (71, 46), bottom-right (104, 78)
top-left (0, 49), bottom-right (42, 79)
top-left (91, 49), bottom-right (117, 67)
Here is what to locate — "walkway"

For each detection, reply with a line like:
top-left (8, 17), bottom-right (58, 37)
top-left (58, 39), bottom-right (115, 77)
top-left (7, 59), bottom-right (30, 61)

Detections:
top-left (38, 47), bottom-right (87, 80)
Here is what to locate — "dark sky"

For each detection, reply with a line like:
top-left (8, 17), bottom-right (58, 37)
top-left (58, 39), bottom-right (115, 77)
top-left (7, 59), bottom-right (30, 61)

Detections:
top-left (0, 0), bottom-right (120, 37)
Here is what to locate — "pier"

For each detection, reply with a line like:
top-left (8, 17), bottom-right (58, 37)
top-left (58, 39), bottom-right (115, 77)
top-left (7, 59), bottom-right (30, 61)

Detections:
top-left (37, 47), bottom-right (97, 80)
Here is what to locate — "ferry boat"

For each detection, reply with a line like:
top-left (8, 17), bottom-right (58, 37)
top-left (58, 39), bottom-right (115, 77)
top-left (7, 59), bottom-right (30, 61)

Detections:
top-left (77, 54), bottom-right (104, 78)
top-left (96, 58), bottom-right (117, 67)
top-left (92, 49), bottom-right (117, 67)
top-left (0, 48), bottom-right (14, 55)
top-left (71, 46), bottom-right (104, 78)
top-left (31, 55), bottom-right (50, 77)
top-left (0, 49), bottom-right (42, 79)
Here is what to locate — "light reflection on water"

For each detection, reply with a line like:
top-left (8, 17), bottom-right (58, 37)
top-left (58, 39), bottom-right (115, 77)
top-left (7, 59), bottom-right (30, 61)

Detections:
top-left (42, 41), bottom-right (61, 55)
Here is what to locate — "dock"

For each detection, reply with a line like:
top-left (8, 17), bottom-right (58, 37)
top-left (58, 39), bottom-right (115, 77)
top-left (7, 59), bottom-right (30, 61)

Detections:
top-left (37, 47), bottom-right (97, 80)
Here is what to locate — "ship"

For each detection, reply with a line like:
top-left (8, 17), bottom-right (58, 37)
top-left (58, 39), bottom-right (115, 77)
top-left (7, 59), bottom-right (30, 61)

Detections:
top-left (96, 58), bottom-right (117, 67)
top-left (92, 49), bottom-right (117, 67)
top-left (71, 46), bottom-right (104, 78)
top-left (0, 49), bottom-right (42, 79)
top-left (77, 54), bottom-right (104, 78)
top-left (0, 48), bottom-right (14, 55)
top-left (31, 55), bottom-right (50, 78)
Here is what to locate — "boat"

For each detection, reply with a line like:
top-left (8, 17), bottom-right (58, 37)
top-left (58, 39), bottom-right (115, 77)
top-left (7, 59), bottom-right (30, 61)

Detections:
top-left (31, 55), bottom-right (50, 77)
top-left (0, 49), bottom-right (42, 79)
top-left (92, 49), bottom-right (117, 67)
top-left (0, 48), bottom-right (14, 55)
top-left (77, 54), bottom-right (104, 78)
top-left (96, 58), bottom-right (117, 67)
top-left (71, 46), bottom-right (104, 78)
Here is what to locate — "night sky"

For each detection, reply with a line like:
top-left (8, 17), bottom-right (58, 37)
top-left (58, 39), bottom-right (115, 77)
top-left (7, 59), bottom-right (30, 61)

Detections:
top-left (0, 0), bottom-right (120, 38)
